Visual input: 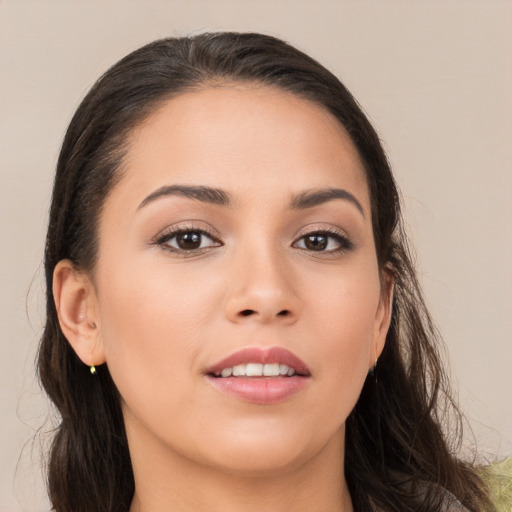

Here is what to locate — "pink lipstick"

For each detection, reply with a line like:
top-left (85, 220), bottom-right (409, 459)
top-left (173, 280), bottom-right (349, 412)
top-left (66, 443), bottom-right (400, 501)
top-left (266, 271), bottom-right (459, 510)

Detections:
top-left (205, 347), bottom-right (310, 405)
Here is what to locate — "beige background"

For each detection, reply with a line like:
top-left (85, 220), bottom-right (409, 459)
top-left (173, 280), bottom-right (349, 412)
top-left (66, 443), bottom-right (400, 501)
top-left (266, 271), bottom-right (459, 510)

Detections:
top-left (1, 1), bottom-right (511, 510)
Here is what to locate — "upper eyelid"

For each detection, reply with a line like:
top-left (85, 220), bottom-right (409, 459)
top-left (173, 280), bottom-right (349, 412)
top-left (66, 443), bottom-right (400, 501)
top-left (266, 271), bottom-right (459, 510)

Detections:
top-left (293, 224), bottom-right (350, 240)
top-left (294, 230), bottom-right (352, 246)
top-left (153, 222), bottom-right (221, 242)
top-left (154, 225), bottom-right (348, 240)
top-left (159, 228), bottom-right (220, 242)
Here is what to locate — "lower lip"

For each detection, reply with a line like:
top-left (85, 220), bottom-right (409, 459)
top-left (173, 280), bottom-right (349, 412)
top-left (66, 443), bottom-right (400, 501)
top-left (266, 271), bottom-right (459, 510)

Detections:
top-left (205, 375), bottom-right (309, 405)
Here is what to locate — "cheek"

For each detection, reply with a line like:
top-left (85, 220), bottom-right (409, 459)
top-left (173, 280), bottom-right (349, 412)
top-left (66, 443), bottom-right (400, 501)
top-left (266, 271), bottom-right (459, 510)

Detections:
top-left (305, 260), bottom-right (380, 411)
top-left (94, 256), bottom-right (221, 408)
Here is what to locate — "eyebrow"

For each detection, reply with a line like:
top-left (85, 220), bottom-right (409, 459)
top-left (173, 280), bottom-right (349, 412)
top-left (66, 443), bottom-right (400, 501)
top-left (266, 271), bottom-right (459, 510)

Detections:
top-left (290, 188), bottom-right (365, 217)
top-left (137, 184), bottom-right (364, 217)
top-left (138, 185), bottom-right (232, 209)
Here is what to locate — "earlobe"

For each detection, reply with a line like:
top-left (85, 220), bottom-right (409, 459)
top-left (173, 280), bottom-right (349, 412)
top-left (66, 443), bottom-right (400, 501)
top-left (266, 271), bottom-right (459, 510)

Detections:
top-left (53, 259), bottom-right (106, 367)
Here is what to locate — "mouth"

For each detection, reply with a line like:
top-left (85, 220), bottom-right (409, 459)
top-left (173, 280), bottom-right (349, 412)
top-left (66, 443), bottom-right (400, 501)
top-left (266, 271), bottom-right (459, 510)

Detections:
top-left (206, 346), bottom-right (311, 378)
top-left (211, 362), bottom-right (302, 378)
top-left (205, 346), bottom-right (311, 404)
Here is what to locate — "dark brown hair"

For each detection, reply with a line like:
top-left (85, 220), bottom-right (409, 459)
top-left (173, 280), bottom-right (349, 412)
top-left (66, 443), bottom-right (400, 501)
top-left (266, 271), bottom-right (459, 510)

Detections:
top-left (38, 32), bottom-right (493, 511)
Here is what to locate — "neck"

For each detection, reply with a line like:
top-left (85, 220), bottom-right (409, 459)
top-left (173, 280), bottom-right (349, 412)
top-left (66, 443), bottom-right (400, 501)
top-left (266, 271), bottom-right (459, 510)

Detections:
top-left (127, 422), bottom-right (353, 512)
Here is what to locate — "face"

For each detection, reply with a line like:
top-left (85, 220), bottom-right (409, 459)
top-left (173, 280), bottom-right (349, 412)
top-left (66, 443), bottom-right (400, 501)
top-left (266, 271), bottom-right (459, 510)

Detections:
top-left (89, 85), bottom-right (391, 475)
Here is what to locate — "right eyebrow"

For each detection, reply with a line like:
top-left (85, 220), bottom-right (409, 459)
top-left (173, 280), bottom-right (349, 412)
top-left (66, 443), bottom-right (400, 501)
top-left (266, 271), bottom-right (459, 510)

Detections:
top-left (137, 185), bottom-right (232, 210)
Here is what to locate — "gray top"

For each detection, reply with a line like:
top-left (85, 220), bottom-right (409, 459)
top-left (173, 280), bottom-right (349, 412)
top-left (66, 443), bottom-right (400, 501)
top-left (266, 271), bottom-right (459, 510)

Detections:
top-left (440, 490), bottom-right (470, 511)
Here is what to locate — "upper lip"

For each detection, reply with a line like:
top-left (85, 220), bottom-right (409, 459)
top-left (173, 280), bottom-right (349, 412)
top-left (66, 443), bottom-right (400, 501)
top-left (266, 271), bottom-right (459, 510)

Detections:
top-left (206, 346), bottom-right (311, 376)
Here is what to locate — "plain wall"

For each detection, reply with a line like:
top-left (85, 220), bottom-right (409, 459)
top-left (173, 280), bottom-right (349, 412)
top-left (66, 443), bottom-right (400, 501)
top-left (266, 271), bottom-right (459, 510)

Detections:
top-left (1, 1), bottom-right (511, 510)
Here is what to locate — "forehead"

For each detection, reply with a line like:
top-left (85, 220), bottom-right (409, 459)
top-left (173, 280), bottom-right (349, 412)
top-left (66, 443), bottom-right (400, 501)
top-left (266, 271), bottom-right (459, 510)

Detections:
top-left (116, 84), bottom-right (369, 209)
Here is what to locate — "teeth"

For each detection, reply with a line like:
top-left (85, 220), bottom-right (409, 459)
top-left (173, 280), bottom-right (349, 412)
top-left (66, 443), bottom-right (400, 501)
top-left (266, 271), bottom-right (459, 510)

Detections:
top-left (218, 363), bottom-right (296, 377)
top-left (220, 367), bottom-right (233, 378)
top-left (279, 364), bottom-right (289, 375)
top-left (246, 363), bottom-right (263, 376)
top-left (232, 364), bottom-right (245, 376)
top-left (263, 363), bottom-right (280, 376)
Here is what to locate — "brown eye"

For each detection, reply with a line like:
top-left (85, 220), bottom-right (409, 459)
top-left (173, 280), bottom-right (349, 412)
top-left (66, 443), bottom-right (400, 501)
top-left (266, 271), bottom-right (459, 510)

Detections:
top-left (304, 234), bottom-right (328, 251)
top-left (294, 230), bottom-right (353, 253)
top-left (157, 229), bottom-right (221, 252)
top-left (175, 231), bottom-right (202, 250)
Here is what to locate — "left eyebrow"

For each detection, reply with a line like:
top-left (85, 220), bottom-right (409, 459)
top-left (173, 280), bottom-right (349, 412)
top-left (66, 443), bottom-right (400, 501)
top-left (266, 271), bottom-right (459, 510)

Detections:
top-left (290, 188), bottom-right (365, 218)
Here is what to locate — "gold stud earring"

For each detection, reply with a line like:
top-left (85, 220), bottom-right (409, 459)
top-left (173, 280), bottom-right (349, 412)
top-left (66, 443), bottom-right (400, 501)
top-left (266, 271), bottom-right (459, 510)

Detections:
top-left (90, 365), bottom-right (97, 375)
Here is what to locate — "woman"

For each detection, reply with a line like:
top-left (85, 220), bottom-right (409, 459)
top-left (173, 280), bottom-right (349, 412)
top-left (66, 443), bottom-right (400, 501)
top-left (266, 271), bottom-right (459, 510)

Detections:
top-left (38, 32), bottom-right (494, 511)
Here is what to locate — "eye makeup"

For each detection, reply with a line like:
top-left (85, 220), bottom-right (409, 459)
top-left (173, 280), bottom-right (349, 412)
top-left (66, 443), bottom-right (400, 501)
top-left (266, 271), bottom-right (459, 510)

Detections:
top-left (150, 222), bottom-right (355, 258)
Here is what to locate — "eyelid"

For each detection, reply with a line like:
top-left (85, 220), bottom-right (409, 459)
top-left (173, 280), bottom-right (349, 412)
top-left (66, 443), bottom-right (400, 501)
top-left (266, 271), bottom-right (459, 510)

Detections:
top-left (152, 220), bottom-right (221, 239)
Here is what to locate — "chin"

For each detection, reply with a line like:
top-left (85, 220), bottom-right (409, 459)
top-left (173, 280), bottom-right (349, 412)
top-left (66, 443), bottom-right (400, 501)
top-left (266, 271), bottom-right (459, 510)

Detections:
top-left (199, 425), bottom-right (339, 477)
top-left (212, 447), bottom-right (309, 477)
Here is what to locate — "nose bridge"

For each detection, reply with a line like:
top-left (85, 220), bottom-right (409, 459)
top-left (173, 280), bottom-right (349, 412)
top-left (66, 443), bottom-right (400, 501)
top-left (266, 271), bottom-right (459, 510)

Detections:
top-left (224, 234), bottom-right (300, 324)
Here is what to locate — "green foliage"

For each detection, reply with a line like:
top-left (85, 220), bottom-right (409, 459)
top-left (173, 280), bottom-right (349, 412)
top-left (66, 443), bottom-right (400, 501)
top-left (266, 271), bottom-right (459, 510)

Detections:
top-left (479, 457), bottom-right (512, 512)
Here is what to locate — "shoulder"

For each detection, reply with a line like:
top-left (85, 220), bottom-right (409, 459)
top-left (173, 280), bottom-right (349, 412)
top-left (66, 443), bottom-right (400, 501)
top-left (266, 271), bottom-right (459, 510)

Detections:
top-left (439, 489), bottom-right (470, 512)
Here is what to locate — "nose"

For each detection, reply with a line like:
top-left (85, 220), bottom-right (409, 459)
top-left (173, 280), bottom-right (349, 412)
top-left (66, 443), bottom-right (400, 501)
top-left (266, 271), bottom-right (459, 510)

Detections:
top-left (223, 244), bottom-right (301, 326)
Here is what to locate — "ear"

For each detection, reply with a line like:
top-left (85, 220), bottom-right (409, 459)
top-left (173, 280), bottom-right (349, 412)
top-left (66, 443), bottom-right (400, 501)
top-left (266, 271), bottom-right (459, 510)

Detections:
top-left (369, 265), bottom-right (394, 369)
top-left (53, 259), bottom-right (106, 367)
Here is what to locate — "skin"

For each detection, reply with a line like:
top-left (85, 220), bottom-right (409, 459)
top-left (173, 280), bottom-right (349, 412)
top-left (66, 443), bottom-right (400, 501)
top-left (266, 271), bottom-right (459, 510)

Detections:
top-left (54, 84), bottom-right (393, 512)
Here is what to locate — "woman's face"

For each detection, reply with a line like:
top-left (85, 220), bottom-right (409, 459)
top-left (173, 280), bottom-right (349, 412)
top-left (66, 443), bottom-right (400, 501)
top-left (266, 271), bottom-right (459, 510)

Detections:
top-left (90, 85), bottom-right (391, 474)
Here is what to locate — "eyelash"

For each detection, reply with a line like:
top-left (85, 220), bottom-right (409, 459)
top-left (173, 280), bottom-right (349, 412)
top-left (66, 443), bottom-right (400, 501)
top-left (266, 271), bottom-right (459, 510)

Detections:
top-left (153, 226), bottom-right (354, 256)
top-left (153, 227), bottom-right (222, 256)
top-left (294, 227), bottom-right (354, 254)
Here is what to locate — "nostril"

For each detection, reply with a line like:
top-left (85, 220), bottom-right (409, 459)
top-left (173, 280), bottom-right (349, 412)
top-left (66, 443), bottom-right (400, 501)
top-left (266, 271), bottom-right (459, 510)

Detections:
top-left (237, 309), bottom-right (291, 318)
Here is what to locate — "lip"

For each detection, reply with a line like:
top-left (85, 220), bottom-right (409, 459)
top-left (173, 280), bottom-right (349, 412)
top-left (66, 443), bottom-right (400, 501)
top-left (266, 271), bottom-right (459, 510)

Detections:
top-left (206, 346), bottom-right (311, 376)
top-left (205, 346), bottom-right (311, 405)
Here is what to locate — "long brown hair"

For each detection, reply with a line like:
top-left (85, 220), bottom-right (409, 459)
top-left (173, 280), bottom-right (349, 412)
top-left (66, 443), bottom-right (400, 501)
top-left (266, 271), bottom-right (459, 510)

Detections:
top-left (38, 32), bottom-right (493, 511)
